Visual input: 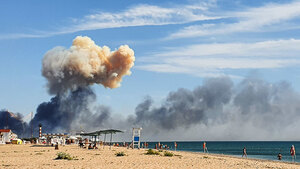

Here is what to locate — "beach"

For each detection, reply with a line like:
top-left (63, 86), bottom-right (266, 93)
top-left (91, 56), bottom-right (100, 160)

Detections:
top-left (0, 144), bottom-right (299, 169)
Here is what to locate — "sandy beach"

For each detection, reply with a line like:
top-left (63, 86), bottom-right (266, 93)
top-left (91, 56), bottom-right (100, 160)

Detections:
top-left (0, 144), bottom-right (299, 169)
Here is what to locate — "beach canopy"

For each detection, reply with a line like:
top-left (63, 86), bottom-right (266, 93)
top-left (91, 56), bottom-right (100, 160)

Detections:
top-left (77, 129), bottom-right (123, 136)
top-left (100, 129), bottom-right (123, 134)
top-left (78, 131), bottom-right (100, 136)
top-left (78, 129), bottom-right (123, 149)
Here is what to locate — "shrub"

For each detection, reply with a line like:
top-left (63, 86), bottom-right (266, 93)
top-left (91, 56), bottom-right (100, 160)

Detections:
top-left (146, 149), bottom-right (160, 155)
top-left (56, 152), bottom-right (73, 160)
top-left (115, 152), bottom-right (125, 156)
top-left (164, 151), bottom-right (174, 157)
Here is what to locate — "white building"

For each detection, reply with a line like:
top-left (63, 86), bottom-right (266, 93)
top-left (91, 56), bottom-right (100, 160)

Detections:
top-left (0, 129), bottom-right (17, 144)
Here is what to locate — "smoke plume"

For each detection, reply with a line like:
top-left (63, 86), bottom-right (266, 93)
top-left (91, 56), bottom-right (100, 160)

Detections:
top-left (130, 77), bottom-right (300, 140)
top-left (42, 36), bottom-right (135, 95)
top-left (3, 35), bottom-right (300, 140)
top-left (30, 87), bottom-right (110, 134)
top-left (0, 110), bottom-right (28, 136)
top-left (132, 77), bottom-right (233, 130)
top-left (3, 75), bottom-right (300, 140)
top-left (25, 36), bottom-right (135, 135)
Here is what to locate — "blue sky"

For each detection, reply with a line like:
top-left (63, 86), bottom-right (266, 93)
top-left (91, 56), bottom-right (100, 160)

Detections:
top-left (1, 0), bottom-right (300, 118)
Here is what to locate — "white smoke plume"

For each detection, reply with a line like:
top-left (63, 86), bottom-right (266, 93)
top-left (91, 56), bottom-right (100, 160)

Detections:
top-left (42, 36), bottom-right (135, 94)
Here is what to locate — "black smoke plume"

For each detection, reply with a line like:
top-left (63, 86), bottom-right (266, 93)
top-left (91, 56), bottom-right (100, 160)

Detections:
top-left (30, 87), bottom-right (110, 134)
top-left (26, 36), bottom-right (134, 136)
top-left (3, 76), bottom-right (300, 140)
top-left (0, 110), bottom-right (28, 137)
top-left (132, 77), bottom-right (233, 129)
top-left (130, 77), bottom-right (300, 140)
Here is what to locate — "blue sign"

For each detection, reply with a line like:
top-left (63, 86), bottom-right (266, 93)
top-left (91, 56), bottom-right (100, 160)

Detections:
top-left (134, 136), bottom-right (139, 141)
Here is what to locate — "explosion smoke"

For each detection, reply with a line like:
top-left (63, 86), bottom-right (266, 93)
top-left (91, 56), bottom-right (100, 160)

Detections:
top-left (3, 76), bottom-right (300, 140)
top-left (3, 36), bottom-right (300, 140)
top-left (132, 77), bottom-right (233, 129)
top-left (30, 87), bottom-right (110, 133)
top-left (130, 77), bottom-right (300, 140)
top-left (42, 36), bottom-right (135, 95)
top-left (0, 110), bottom-right (28, 136)
top-left (28, 36), bottom-right (135, 134)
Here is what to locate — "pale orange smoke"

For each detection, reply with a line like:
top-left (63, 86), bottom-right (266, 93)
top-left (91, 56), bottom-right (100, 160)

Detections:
top-left (42, 36), bottom-right (135, 94)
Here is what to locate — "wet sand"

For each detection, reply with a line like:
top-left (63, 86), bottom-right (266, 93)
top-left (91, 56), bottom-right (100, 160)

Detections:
top-left (0, 144), bottom-right (299, 168)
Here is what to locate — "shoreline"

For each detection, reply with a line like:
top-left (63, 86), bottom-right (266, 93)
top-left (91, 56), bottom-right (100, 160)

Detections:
top-left (1, 144), bottom-right (300, 168)
top-left (185, 151), bottom-right (300, 166)
top-left (139, 141), bottom-right (300, 164)
top-left (140, 146), bottom-right (300, 166)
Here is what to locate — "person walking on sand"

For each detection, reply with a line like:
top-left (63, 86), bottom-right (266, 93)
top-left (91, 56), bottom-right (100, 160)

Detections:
top-left (290, 145), bottom-right (296, 162)
top-left (242, 147), bottom-right (247, 158)
top-left (203, 142), bottom-right (208, 153)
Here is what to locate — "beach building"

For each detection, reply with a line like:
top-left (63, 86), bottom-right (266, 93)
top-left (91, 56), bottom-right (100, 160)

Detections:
top-left (0, 129), bottom-right (18, 144)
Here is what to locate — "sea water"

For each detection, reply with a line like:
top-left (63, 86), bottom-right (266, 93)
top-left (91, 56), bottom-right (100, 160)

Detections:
top-left (144, 141), bottom-right (300, 163)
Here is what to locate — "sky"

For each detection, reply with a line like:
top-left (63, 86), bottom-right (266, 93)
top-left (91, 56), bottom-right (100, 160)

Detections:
top-left (1, 0), bottom-right (300, 136)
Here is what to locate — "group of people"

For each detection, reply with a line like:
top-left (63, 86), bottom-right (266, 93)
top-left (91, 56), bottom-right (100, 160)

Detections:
top-left (155, 142), bottom-right (170, 150)
top-left (203, 142), bottom-right (296, 162)
top-left (78, 139), bottom-right (98, 149)
top-left (141, 142), bottom-right (149, 148)
top-left (77, 139), bottom-right (297, 162)
top-left (88, 143), bottom-right (98, 149)
top-left (242, 145), bottom-right (296, 162)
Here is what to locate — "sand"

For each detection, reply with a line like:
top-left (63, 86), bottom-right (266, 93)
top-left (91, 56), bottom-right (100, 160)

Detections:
top-left (0, 144), bottom-right (299, 169)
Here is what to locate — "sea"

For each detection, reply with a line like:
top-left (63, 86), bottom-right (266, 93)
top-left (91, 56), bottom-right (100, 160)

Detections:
top-left (143, 141), bottom-right (300, 163)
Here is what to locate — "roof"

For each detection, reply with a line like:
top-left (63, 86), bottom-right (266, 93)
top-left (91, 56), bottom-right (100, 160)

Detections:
top-left (100, 129), bottom-right (123, 134)
top-left (0, 129), bottom-right (11, 132)
top-left (77, 129), bottom-right (123, 136)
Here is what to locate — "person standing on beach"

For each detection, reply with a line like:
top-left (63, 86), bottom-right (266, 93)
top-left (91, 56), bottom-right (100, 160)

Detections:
top-left (242, 147), bottom-right (247, 158)
top-left (203, 142), bottom-right (208, 153)
top-left (290, 145), bottom-right (296, 162)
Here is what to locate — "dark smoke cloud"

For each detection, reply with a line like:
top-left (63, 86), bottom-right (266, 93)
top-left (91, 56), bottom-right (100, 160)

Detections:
top-left (3, 76), bottom-right (300, 140)
top-left (0, 110), bottom-right (28, 137)
top-left (129, 77), bottom-right (300, 140)
top-left (26, 36), bottom-right (133, 137)
top-left (30, 87), bottom-right (110, 134)
top-left (132, 77), bottom-right (233, 129)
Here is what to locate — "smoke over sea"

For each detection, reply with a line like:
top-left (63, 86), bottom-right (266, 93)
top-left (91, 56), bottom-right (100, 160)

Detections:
top-left (130, 77), bottom-right (300, 141)
top-left (2, 36), bottom-right (300, 140)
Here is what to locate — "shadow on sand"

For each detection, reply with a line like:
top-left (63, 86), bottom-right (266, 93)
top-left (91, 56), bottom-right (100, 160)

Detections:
top-left (30, 145), bottom-right (53, 147)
